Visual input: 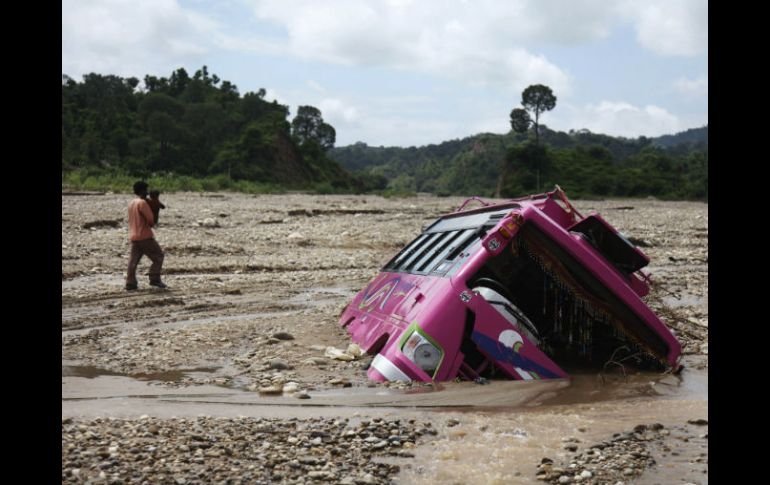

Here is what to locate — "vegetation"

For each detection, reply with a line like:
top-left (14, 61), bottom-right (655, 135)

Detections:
top-left (499, 141), bottom-right (708, 200)
top-left (62, 68), bottom-right (707, 200)
top-left (510, 84), bottom-right (557, 147)
top-left (62, 67), bottom-right (359, 193)
top-left (62, 168), bottom-right (286, 194)
top-left (505, 84), bottom-right (558, 192)
top-left (331, 126), bottom-right (708, 200)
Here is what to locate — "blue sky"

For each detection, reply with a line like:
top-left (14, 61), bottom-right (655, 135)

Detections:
top-left (62, 0), bottom-right (708, 147)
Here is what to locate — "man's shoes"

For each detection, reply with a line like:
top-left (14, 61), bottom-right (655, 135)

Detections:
top-left (125, 283), bottom-right (138, 291)
top-left (149, 280), bottom-right (168, 289)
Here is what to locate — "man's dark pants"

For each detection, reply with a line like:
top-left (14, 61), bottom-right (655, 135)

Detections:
top-left (126, 238), bottom-right (164, 285)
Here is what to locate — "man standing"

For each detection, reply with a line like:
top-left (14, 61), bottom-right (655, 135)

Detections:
top-left (125, 181), bottom-right (167, 290)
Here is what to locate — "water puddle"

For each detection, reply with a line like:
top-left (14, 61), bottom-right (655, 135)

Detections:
top-left (307, 364), bottom-right (705, 410)
top-left (63, 356), bottom-right (705, 411)
top-left (62, 365), bottom-right (218, 381)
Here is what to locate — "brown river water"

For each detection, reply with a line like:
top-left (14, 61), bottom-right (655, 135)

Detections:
top-left (62, 355), bottom-right (707, 484)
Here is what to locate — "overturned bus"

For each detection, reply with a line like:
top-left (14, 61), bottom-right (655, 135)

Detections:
top-left (338, 187), bottom-right (681, 382)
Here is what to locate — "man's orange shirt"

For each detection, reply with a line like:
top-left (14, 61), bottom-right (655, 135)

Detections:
top-left (128, 197), bottom-right (155, 241)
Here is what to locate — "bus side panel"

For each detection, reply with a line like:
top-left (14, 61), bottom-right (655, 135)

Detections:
top-left (465, 298), bottom-right (568, 380)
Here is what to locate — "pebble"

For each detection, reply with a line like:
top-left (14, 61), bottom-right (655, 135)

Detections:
top-left (272, 332), bottom-right (295, 341)
top-left (268, 358), bottom-right (291, 370)
top-left (325, 346), bottom-right (356, 361)
top-left (62, 416), bottom-right (432, 484)
top-left (258, 385), bottom-right (283, 395)
top-left (304, 357), bottom-right (328, 366)
top-left (346, 343), bottom-right (364, 357)
top-left (539, 423), bottom-right (669, 484)
top-left (282, 382), bottom-right (300, 393)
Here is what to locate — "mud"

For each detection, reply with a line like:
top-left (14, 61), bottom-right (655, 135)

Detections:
top-left (62, 193), bottom-right (708, 484)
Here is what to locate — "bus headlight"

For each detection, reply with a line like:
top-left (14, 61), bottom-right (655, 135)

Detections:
top-left (401, 327), bottom-right (443, 377)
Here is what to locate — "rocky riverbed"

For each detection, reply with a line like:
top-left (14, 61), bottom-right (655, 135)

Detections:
top-left (536, 421), bottom-right (708, 484)
top-left (62, 192), bottom-right (708, 484)
top-left (61, 415), bottom-right (436, 484)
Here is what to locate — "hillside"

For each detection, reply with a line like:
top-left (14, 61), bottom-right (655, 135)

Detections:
top-left (61, 67), bottom-right (358, 191)
top-left (652, 126), bottom-right (708, 149)
top-left (330, 125), bottom-right (708, 199)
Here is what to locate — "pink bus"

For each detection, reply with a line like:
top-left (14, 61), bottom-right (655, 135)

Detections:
top-left (338, 187), bottom-right (682, 382)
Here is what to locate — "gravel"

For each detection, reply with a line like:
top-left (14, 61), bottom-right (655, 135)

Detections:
top-left (62, 416), bottom-right (438, 484)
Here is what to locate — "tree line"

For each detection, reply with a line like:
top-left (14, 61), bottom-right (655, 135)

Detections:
top-left (500, 84), bottom-right (706, 199)
top-left (332, 84), bottom-right (706, 200)
top-left (62, 70), bottom-right (707, 200)
top-left (62, 66), bottom-right (356, 191)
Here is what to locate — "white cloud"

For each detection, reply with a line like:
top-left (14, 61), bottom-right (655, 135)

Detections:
top-left (319, 94), bottom-right (469, 146)
top-left (306, 80), bottom-right (325, 93)
top-left (246, 0), bottom-right (580, 94)
top-left (674, 76), bottom-right (708, 96)
top-left (62, 0), bottom-right (217, 78)
top-left (61, 0), bottom-right (706, 146)
top-left (344, 116), bottom-right (460, 147)
top-left (239, 0), bottom-right (706, 91)
top-left (617, 0), bottom-right (707, 56)
top-left (565, 101), bottom-right (682, 138)
top-left (210, 33), bottom-right (283, 56)
top-left (262, 88), bottom-right (285, 104)
top-left (318, 98), bottom-right (360, 124)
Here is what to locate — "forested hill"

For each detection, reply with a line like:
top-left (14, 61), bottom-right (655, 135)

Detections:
top-left (330, 125), bottom-right (708, 199)
top-left (62, 67), bottom-right (358, 191)
top-left (651, 126), bottom-right (708, 150)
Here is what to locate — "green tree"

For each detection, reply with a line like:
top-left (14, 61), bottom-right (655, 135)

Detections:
top-left (168, 68), bottom-right (190, 97)
top-left (507, 84), bottom-right (557, 190)
top-left (511, 84), bottom-right (557, 147)
top-left (138, 93), bottom-right (184, 126)
top-left (291, 106), bottom-right (336, 150)
top-left (509, 108), bottom-right (531, 134)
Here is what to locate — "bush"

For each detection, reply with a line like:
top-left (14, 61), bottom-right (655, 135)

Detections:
top-left (62, 168), bottom-right (293, 194)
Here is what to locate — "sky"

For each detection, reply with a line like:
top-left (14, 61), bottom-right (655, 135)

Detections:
top-left (62, 0), bottom-right (708, 148)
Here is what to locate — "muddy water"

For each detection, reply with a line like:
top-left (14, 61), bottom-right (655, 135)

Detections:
top-left (398, 398), bottom-right (707, 485)
top-left (397, 362), bottom-right (707, 485)
top-left (62, 360), bottom-right (704, 410)
top-left (62, 365), bottom-right (218, 381)
top-left (62, 358), bottom-right (707, 484)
